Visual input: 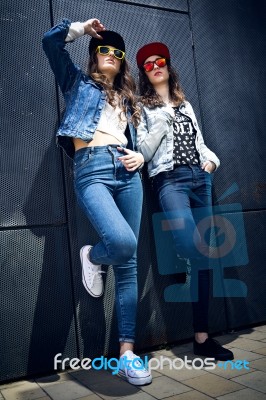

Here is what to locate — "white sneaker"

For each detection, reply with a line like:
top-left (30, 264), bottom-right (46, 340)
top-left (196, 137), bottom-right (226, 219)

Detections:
top-left (80, 245), bottom-right (104, 297)
top-left (118, 350), bottom-right (152, 386)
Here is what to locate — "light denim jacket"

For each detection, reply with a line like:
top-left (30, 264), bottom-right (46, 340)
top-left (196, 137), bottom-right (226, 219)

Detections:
top-left (137, 101), bottom-right (220, 177)
top-left (42, 19), bottom-right (137, 159)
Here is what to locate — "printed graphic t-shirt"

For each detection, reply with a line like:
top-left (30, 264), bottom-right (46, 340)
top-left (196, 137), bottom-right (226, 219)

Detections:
top-left (172, 106), bottom-right (200, 166)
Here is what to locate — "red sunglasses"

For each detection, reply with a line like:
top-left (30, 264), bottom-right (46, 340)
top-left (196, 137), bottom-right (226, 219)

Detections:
top-left (143, 57), bottom-right (167, 72)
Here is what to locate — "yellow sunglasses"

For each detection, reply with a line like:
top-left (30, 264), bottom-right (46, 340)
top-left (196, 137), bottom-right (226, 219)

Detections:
top-left (95, 45), bottom-right (125, 60)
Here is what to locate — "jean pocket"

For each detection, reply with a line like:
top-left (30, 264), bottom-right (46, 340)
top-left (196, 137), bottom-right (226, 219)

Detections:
top-left (74, 149), bottom-right (93, 173)
top-left (201, 168), bottom-right (213, 185)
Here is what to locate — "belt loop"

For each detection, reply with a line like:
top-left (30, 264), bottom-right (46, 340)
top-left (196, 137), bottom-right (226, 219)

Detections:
top-left (107, 145), bottom-right (116, 170)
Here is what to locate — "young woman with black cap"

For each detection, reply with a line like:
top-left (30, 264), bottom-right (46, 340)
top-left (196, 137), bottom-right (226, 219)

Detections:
top-left (136, 42), bottom-right (234, 362)
top-left (42, 18), bottom-right (151, 385)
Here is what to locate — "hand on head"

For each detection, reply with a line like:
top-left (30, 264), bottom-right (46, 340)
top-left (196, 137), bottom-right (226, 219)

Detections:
top-left (83, 18), bottom-right (106, 38)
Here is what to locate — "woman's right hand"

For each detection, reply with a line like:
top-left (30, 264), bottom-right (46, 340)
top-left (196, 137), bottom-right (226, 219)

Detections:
top-left (117, 148), bottom-right (144, 171)
top-left (82, 18), bottom-right (106, 38)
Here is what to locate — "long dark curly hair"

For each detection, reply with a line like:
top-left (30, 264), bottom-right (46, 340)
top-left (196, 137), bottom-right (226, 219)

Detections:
top-left (87, 52), bottom-right (141, 127)
top-left (138, 61), bottom-right (185, 108)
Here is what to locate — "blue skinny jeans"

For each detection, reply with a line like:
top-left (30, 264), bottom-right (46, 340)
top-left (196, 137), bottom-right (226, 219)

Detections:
top-left (73, 145), bottom-right (143, 343)
top-left (153, 164), bottom-right (213, 333)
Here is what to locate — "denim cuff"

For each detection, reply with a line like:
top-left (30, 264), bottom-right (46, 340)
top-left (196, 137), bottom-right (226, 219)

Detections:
top-left (119, 337), bottom-right (135, 343)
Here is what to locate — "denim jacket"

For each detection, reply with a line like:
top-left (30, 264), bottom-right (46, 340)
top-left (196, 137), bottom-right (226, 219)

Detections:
top-left (137, 101), bottom-right (220, 177)
top-left (42, 19), bottom-right (137, 159)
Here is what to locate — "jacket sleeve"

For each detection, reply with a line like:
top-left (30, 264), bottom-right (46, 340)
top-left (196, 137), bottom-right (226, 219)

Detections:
top-left (42, 19), bottom-right (80, 96)
top-left (186, 102), bottom-right (220, 170)
top-left (137, 106), bottom-right (174, 162)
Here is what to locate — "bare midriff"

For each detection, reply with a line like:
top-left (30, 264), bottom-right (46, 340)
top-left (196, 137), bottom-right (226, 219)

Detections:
top-left (73, 130), bottom-right (123, 151)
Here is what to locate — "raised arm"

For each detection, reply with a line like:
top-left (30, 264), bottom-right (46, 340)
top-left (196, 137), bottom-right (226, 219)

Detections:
top-left (42, 18), bottom-right (105, 95)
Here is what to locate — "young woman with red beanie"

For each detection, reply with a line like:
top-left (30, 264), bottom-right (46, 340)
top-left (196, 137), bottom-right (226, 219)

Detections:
top-left (136, 42), bottom-right (234, 362)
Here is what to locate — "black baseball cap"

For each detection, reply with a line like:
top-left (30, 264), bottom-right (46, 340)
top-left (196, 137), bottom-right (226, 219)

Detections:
top-left (89, 31), bottom-right (125, 55)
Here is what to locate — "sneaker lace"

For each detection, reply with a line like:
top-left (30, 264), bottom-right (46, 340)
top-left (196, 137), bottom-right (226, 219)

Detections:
top-left (88, 269), bottom-right (105, 289)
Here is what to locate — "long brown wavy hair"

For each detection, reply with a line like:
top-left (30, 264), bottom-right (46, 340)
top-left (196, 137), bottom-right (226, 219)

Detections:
top-left (138, 61), bottom-right (185, 108)
top-left (87, 52), bottom-right (140, 127)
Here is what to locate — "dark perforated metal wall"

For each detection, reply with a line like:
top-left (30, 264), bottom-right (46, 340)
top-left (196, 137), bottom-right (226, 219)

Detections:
top-left (189, 0), bottom-right (266, 209)
top-left (188, 0), bottom-right (266, 335)
top-left (0, 0), bottom-right (265, 382)
top-left (0, 0), bottom-right (77, 382)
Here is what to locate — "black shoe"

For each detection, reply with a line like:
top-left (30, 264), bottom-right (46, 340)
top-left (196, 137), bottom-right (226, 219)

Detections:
top-left (193, 338), bottom-right (234, 361)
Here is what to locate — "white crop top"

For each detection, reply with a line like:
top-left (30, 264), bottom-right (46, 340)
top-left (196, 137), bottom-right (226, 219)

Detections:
top-left (97, 101), bottom-right (128, 145)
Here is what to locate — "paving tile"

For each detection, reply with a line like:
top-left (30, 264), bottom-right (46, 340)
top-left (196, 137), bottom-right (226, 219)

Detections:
top-left (216, 387), bottom-right (266, 400)
top-left (254, 326), bottom-right (266, 333)
top-left (228, 338), bottom-right (265, 351)
top-left (43, 380), bottom-right (94, 400)
top-left (253, 347), bottom-right (266, 356)
top-left (76, 395), bottom-right (106, 400)
top-left (0, 380), bottom-right (36, 391)
top-left (88, 376), bottom-right (141, 400)
top-left (147, 351), bottom-right (204, 369)
top-left (26, 398), bottom-right (50, 400)
top-left (164, 390), bottom-right (214, 400)
top-left (149, 370), bottom-right (162, 378)
top-left (251, 357), bottom-right (266, 372)
top-left (69, 369), bottom-right (113, 386)
top-left (28, 398), bottom-right (50, 400)
top-left (149, 349), bottom-right (176, 357)
top-left (182, 373), bottom-right (244, 397)
top-left (232, 370), bottom-right (266, 393)
top-left (239, 331), bottom-right (266, 341)
top-left (156, 350), bottom-right (211, 363)
top-left (146, 351), bottom-right (176, 362)
top-left (157, 362), bottom-right (208, 381)
top-left (117, 392), bottom-right (157, 400)
top-left (1, 380), bottom-right (46, 400)
top-left (229, 347), bottom-right (264, 362)
top-left (36, 372), bottom-right (75, 387)
top-left (140, 375), bottom-right (191, 399)
top-left (206, 362), bottom-right (255, 379)
top-left (140, 351), bottom-right (208, 380)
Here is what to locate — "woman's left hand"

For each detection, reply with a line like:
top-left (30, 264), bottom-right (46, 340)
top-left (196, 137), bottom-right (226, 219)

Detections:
top-left (201, 160), bottom-right (216, 173)
top-left (117, 148), bottom-right (144, 171)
